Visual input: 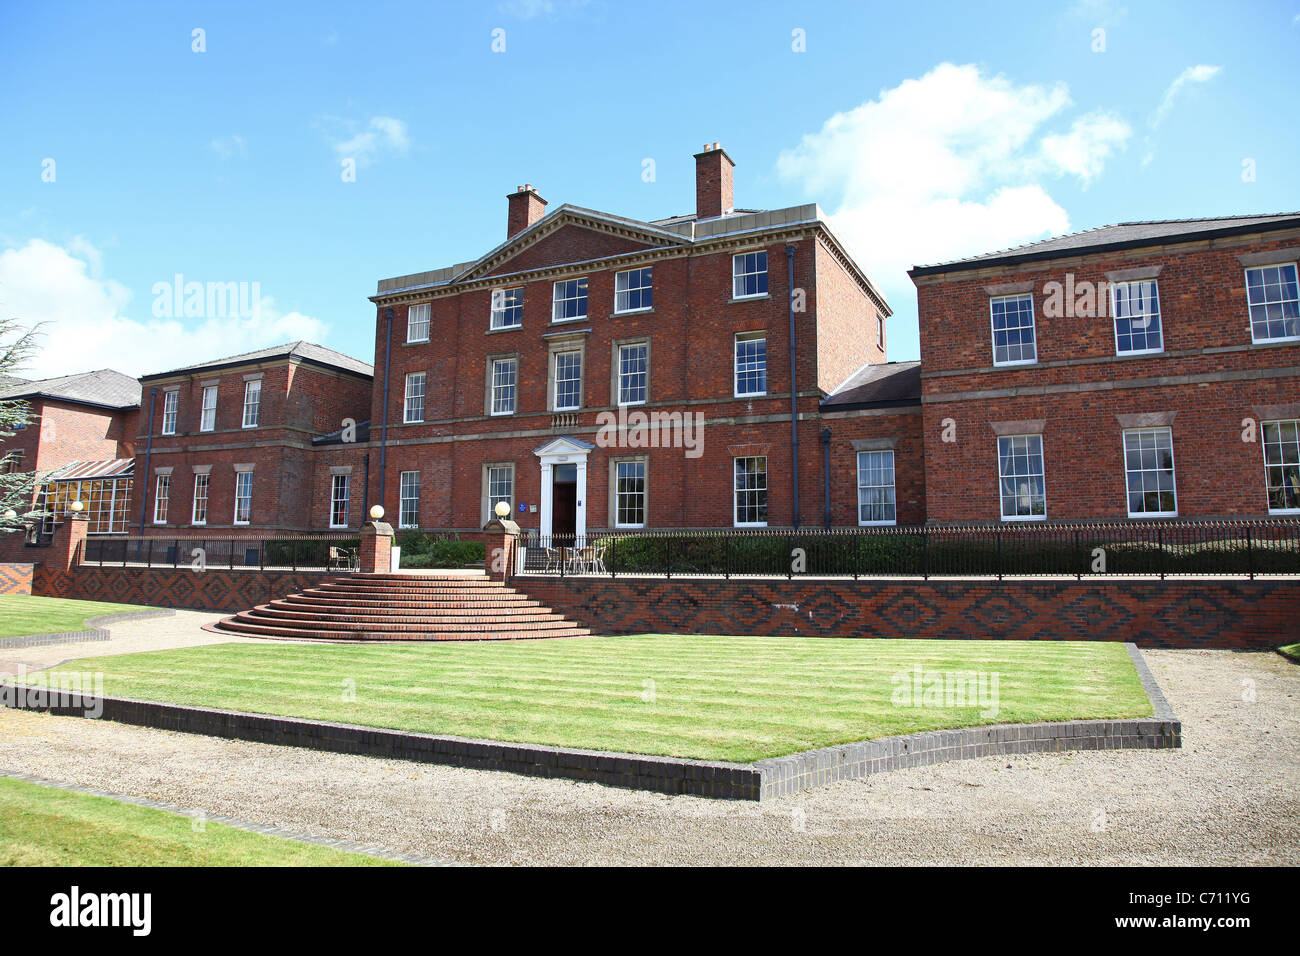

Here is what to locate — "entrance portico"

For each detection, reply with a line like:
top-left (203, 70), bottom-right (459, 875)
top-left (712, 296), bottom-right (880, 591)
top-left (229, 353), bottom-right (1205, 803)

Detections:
top-left (533, 436), bottom-right (594, 542)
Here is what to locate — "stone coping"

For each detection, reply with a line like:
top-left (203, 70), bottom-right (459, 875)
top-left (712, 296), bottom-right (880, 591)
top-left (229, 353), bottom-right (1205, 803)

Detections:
top-left (0, 769), bottom-right (455, 867)
top-left (0, 644), bottom-right (1180, 801)
top-left (0, 609), bottom-right (176, 650)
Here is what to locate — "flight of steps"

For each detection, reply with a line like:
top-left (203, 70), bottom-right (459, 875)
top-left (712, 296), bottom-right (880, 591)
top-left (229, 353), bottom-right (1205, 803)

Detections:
top-left (212, 573), bottom-right (592, 642)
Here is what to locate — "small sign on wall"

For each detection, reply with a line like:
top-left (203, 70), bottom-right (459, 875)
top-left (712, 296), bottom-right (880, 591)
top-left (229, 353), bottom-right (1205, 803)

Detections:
top-left (518, 502), bottom-right (527, 513)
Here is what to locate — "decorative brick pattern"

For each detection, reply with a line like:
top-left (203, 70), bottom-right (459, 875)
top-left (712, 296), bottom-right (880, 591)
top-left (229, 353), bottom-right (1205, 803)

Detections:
top-left (32, 565), bottom-right (345, 612)
top-left (0, 563), bottom-right (34, 595)
top-left (514, 575), bottom-right (1300, 650)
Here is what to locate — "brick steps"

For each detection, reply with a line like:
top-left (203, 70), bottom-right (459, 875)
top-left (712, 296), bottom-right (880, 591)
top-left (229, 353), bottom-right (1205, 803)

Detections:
top-left (212, 572), bottom-right (592, 642)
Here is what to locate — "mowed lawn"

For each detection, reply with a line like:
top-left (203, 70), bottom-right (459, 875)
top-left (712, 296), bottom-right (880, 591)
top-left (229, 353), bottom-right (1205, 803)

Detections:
top-left (27, 635), bottom-right (1153, 761)
top-left (0, 594), bottom-right (151, 639)
top-left (0, 776), bottom-right (400, 866)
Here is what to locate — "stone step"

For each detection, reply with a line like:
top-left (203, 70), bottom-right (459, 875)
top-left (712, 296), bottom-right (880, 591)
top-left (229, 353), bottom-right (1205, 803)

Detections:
top-left (230, 610), bottom-right (582, 634)
top-left (214, 616), bottom-right (592, 642)
top-left (252, 605), bottom-right (571, 625)
top-left (276, 597), bottom-right (548, 613)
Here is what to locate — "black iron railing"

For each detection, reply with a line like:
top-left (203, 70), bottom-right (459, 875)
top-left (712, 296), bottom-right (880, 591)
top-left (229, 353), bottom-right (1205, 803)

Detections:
top-left (81, 533), bottom-right (363, 571)
top-left (516, 519), bottom-right (1300, 580)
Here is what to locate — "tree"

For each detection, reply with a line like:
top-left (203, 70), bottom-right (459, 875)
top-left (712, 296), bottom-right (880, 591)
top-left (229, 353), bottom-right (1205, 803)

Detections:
top-left (0, 317), bottom-right (45, 537)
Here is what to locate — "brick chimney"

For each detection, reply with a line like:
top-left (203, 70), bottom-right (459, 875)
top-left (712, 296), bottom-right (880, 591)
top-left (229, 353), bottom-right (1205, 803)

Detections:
top-left (693, 142), bottom-right (735, 220)
top-left (506, 184), bottom-right (547, 238)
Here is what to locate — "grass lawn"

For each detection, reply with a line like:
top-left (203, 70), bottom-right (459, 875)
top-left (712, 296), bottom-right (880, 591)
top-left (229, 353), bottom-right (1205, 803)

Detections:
top-left (0, 775), bottom-right (400, 866)
top-left (26, 635), bottom-right (1152, 762)
top-left (1278, 642), bottom-right (1300, 663)
top-left (0, 594), bottom-right (152, 639)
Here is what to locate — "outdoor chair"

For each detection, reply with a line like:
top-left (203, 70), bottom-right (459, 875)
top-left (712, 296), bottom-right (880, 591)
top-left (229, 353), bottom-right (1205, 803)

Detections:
top-left (329, 546), bottom-right (357, 571)
top-left (543, 547), bottom-right (563, 572)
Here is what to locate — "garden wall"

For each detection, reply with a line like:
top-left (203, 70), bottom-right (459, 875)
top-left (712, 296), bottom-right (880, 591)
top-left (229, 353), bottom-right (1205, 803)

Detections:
top-left (33, 565), bottom-right (341, 612)
top-left (0, 563), bottom-right (34, 596)
top-left (514, 575), bottom-right (1300, 650)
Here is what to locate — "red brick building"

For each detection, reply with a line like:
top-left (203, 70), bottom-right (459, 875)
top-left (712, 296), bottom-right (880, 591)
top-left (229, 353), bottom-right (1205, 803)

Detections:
top-left (909, 214), bottom-right (1300, 523)
top-left (0, 369), bottom-right (141, 559)
top-left (133, 342), bottom-right (372, 536)
top-left (363, 144), bottom-right (902, 538)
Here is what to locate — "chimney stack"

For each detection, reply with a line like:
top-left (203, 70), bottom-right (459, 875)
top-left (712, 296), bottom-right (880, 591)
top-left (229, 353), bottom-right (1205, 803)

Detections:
top-left (693, 142), bottom-right (734, 220)
top-left (506, 184), bottom-right (547, 238)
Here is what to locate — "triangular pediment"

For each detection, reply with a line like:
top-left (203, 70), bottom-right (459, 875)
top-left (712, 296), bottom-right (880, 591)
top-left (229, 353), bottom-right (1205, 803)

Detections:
top-left (533, 435), bottom-right (595, 458)
top-left (452, 206), bottom-right (691, 284)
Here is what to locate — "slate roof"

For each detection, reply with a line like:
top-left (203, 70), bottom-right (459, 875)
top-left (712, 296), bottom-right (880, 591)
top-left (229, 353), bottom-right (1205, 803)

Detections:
top-left (140, 341), bottom-right (373, 380)
top-left (909, 213), bottom-right (1300, 277)
top-left (312, 419), bottom-right (371, 446)
top-left (0, 369), bottom-right (141, 409)
top-left (821, 361), bottom-right (922, 410)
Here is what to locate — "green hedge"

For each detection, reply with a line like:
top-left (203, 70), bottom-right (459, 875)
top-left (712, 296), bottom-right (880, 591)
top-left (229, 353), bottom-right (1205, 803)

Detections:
top-left (396, 531), bottom-right (485, 569)
top-left (592, 532), bottom-right (1299, 576)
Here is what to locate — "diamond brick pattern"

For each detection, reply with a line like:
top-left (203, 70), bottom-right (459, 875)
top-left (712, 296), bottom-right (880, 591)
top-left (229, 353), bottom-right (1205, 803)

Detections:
top-left (0, 563), bottom-right (34, 596)
top-left (514, 576), bottom-right (1300, 649)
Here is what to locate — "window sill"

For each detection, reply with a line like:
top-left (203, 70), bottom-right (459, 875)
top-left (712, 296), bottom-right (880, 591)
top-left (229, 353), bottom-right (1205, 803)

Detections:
top-left (991, 360), bottom-right (1039, 369)
top-left (1127, 513), bottom-right (1178, 520)
top-left (735, 392), bottom-right (768, 399)
top-left (611, 308), bottom-right (654, 318)
top-left (550, 317), bottom-right (589, 326)
top-left (734, 523), bottom-right (768, 529)
top-left (1250, 334), bottom-right (1300, 346)
top-left (403, 338), bottom-right (430, 346)
top-left (486, 325), bottom-right (522, 334)
top-left (1000, 515), bottom-right (1047, 522)
top-left (729, 294), bottom-right (770, 304)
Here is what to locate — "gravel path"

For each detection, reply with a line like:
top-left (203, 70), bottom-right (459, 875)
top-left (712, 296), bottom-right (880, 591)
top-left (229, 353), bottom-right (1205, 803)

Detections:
top-left (0, 620), bottom-right (1296, 864)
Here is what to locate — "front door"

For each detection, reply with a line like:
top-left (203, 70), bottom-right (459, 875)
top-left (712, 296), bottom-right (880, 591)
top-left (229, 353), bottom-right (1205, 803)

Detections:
top-left (552, 463), bottom-right (577, 544)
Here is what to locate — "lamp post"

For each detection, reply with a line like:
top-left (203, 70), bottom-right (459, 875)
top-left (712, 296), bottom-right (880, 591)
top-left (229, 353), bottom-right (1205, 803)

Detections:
top-left (369, 504), bottom-right (385, 522)
top-left (494, 501), bottom-right (510, 520)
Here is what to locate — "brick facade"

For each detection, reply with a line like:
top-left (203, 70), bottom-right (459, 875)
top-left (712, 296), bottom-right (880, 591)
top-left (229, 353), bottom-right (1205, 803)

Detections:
top-left (912, 221), bottom-right (1300, 523)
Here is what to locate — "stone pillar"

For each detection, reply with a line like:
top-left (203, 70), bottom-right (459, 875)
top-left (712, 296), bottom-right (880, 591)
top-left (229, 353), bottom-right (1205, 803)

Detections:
top-left (359, 521), bottom-right (394, 574)
top-left (49, 514), bottom-right (89, 572)
top-left (482, 517), bottom-right (520, 582)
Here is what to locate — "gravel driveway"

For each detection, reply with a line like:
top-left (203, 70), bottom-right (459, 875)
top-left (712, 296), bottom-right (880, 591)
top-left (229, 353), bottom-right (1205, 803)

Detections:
top-left (0, 631), bottom-right (1295, 865)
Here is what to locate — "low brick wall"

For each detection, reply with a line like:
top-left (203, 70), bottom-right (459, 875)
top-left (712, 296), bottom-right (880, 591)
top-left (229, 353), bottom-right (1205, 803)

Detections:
top-left (33, 565), bottom-right (344, 612)
top-left (514, 575), bottom-right (1300, 650)
top-left (0, 563), bottom-right (34, 596)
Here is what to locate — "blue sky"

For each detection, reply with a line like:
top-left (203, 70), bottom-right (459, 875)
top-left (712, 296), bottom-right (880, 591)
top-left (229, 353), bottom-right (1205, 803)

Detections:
top-left (1, 0), bottom-right (1297, 379)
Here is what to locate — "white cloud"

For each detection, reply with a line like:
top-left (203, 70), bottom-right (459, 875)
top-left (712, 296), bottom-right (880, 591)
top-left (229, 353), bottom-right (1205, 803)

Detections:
top-left (1143, 64), bottom-right (1221, 164)
top-left (323, 115), bottom-right (410, 167)
top-left (1038, 111), bottom-right (1132, 186)
top-left (0, 238), bottom-right (329, 379)
top-left (777, 63), bottom-right (1125, 313)
top-left (209, 134), bottom-right (247, 160)
top-left (1152, 64), bottom-right (1221, 128)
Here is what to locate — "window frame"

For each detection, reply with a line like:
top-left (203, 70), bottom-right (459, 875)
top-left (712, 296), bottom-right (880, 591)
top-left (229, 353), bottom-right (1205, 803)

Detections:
top-left (153, 474), bottom-right (170, 524)
top-left (1122, 427), bottom-right (1178, 518)
top-left (489, 288), bottom-right (523, 330)
top-left (1110, 279), bottom-right (1165, 356)
top-left (989, 293), bottom-right (1038, 367)
top-left (616, 342), bottom-right (649, 406)
top-left (399, 470), bottom-right (420, 528)
top-left (733, 455), bottom-right (769, 528)
top-left (403, 371), bottom-right (426, 424)
top-left (191, 473), bottom-right (210, 525)
top-left (242, 379), bottom-right (261, 428)
top-left (1244, 262), bottom-right (1300, 345)
top-left (407, 303), bottom-right (431, 343)
top-left (613, 458), bottom-right (647, 529)
top-left (329, 473), bottom-right (350, 529)
top-left (552, 350), bottom-right (583, 412)
top-left (199, 385), bottom-right (218, 432)
top-left (614, 267), bottom-right (653, 314)
top-left (161, 390), bottom-right (178, 435)
top-left (1261, 419), bottom-right (1300, 515)
top-left (996, 434), bottom-right (1047, 522)
top-left (551, 277), bottom-right (589, 324)
top-left (484, 463), bottom-right (514, 524)
top-left (856, 449), bottom-right (898, 526)
top-left (489, 357), bottom-right (517, 416)
top-left (734, 332), bottom-right (768, 398)
top-left (732, 251), bottom-right (769, 300)
top-left (232, 470), bottom-right (253, 525)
